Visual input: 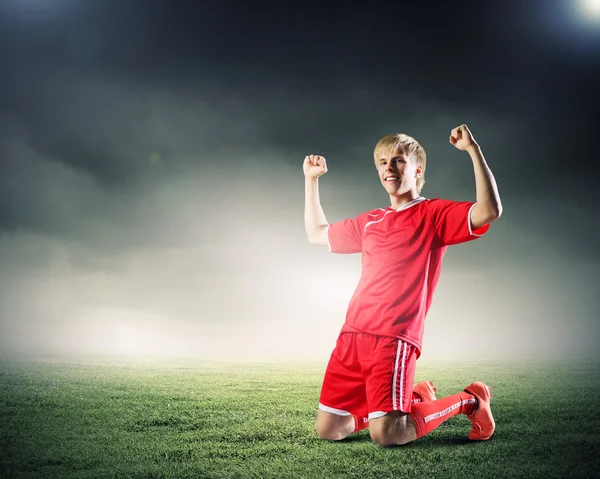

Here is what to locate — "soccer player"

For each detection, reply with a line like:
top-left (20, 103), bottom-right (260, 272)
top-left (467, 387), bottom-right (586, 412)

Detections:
top-left (304, 124), bottom-right (502, 446)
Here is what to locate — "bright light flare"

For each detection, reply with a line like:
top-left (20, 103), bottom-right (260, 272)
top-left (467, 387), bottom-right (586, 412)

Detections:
top-left (581, 0), bottom-right (600, 17)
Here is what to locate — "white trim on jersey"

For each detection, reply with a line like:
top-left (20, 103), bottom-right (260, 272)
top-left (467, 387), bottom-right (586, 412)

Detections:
top-left (368, 208), bottom-right (386, 217)
top-left (364, 209), bottom-right (395, 231)
top-left (318, 403), bottom-right (352, 416)
top-left (395, 196), bottom-right (427, 212)
top-left (468, 203), bottom-right (486, 236)
top-left (364, 197), bottom-right (428, 231)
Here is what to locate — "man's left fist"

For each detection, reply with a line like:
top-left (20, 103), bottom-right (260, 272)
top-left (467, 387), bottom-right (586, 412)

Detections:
top-left (449, 124), bottom-right (477, 151)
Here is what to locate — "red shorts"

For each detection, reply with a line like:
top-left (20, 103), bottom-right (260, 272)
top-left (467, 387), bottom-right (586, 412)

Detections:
top-left (319, 332), bottom-right (418, 420)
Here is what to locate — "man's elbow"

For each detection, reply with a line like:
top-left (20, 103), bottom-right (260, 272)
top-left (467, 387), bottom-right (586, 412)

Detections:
top-left (485, 205), bottom-right (503, 223)
top-left (473, 202), bottom-right (502, 227)
top-left (492, 202), bottom-right (503, 220)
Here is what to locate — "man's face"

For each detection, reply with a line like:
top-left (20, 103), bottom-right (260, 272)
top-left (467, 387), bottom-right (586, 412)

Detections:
top-left (376, 147), bottom-right (420, 196)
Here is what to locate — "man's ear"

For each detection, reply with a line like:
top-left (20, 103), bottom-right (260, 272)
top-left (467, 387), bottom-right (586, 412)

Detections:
top-left (415, 164), bottom-right (423, 177)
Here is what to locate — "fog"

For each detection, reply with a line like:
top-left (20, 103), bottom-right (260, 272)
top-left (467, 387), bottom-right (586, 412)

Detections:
top-left (1, 76), bottom-right (597, 362)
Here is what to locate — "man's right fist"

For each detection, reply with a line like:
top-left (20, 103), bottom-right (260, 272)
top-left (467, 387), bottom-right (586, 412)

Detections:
top-left (303, 155), bottom-right (328, 179)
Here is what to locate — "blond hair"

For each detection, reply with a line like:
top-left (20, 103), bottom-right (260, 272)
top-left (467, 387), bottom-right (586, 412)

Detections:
top-left (373, 133), bottom-right (426, 193)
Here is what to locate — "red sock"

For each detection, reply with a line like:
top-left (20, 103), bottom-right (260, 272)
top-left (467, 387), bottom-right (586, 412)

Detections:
top-left (352, 414), bottom-right (369, 433)
top-left (410, 392), bottom-right (477, 438)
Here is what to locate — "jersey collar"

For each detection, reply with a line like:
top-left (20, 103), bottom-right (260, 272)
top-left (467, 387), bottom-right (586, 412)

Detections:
top-left (388, 196), bottom-right (427, 212)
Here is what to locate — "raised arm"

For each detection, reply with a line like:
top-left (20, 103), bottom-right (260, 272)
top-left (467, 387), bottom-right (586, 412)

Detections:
top-left (449, 124), bottom-right (503, 229)
top-left (304, 155), bottom-right (329, 246)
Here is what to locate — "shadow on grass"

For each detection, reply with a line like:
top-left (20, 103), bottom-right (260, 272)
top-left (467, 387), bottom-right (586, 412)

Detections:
top-left (419, 437), bottom-right (474, 446)
top-left (339, 434), bottom-right (370, 443)
top-left (331, 434), bottom-right (491, 448)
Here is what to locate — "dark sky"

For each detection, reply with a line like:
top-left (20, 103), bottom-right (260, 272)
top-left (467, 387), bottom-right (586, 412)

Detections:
top-left (0, 0), bottom-right (598, 360)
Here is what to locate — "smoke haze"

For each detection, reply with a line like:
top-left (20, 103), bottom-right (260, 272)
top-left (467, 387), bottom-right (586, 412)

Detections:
top-left (1, 0), bottom-right (598, 361)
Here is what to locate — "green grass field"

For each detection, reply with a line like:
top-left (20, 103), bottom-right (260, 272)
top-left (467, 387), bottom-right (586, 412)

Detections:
top-left (1, 357), bottom-right (599, 479)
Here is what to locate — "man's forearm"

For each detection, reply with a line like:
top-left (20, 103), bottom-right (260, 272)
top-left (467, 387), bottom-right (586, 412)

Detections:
top-left (467, 144), bottom-right (502, 218)
top-left (305, 177), bottom-right (329, 241)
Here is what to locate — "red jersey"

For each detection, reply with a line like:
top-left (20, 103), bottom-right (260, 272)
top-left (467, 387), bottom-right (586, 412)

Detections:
top-left (326, 197), bottom-right (490, 356)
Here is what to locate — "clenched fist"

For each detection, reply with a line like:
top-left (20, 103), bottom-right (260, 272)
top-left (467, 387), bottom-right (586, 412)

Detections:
top-left (449, 124), bottom-right (477, 151)
top-left (303, 155), bottom-right (328, 179)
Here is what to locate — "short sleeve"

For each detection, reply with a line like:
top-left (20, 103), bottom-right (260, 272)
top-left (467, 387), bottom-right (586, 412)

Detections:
top-left (327, 211), bottom-right (373, 254)
top-left (427, 199), bottom-right (490, 246)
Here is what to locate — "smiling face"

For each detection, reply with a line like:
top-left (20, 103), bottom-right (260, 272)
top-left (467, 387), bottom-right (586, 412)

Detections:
top-left (376, 148), bottom-right (422, 196)
top-left (373, 133), bottom-right (427, 196)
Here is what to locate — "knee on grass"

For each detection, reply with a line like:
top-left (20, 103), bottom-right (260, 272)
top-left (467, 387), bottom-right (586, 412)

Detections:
top-left (369, 413), bottom-right (415, 447)
top-left (315, 423), bottom-right (350, 441)
top-left (315, 410), bottom-right (355, 441)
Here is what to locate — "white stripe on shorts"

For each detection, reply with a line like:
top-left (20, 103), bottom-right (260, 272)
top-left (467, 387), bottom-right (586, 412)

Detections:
top-left (392, 340), bottom-right (407, 411)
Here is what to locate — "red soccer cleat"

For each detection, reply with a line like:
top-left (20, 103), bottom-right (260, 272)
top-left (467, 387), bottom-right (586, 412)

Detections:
top-left (413, 380), bottom-right (437, 403)
top-left (464, 382), bottom-right (495, 441)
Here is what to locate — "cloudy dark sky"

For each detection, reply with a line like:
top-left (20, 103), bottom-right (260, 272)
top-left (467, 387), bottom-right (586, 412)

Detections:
top-left (0, 0), bottom-right (598, 360)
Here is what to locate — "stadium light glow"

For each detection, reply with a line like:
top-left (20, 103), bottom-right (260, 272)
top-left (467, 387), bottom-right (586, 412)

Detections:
top-left (581, 0), bottom-right (600, 18)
